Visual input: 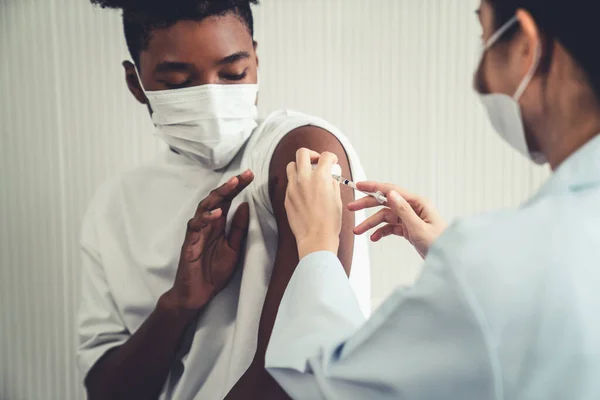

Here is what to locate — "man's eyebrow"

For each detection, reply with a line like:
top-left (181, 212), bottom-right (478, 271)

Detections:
top-left (154, 62), bottom-right (194, 74)
top-left (215, 51), bottom-right (250, 66)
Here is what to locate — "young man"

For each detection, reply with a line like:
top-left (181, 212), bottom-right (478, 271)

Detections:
top-left (78, 0), bottom-right (371, 399)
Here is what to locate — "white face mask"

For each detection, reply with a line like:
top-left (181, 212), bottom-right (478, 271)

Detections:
top-left (477, 16), bottom-right (547, 165)
top-left (136, 69), bottom-right (259, 170)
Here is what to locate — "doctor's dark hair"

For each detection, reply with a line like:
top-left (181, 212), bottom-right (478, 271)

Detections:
top-left (486, 0), bottom-right (600, 101)
top-left (90, 0), bottom-right (259, 67)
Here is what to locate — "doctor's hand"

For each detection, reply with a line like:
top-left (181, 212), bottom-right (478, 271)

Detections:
top-left (164, 170), bottom-right (254, 318)
top-left (285, 149), bottom-right (342, 259)
top-left (348, 182), bottom-right (447, 259)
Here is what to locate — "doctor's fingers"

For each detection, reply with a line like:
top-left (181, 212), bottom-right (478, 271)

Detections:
top-left (347, 195), bottom-right (383, 212)
top-left (295, 148), bottom-right (320, 176)
top-left (286, 161), bottom-right (298, 183)
top-left (316, 152), bottom-right (338, 176)
top-left (348, 189), bottom-right (427, 214)
top-left (353, 208), bottom-right (402, 235)
top-left (370, 223), bottom-right (406, 242)
top-left (385, 190), bottom-right (425, 231)
top-left (195, 170), bottom-right (255, 219)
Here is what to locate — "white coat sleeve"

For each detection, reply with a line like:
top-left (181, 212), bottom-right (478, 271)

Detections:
top-left (265, 247), bottom-right (501, 400)
top-left (77, 204), bottom-right (129, 380)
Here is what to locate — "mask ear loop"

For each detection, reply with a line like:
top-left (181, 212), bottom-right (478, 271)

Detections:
top-left (482, 15), bottom-right (541, 102)
top-left (476, 16), bottom-right (519, 90)
top-left (484, 15), bottom-right (519, 51)
top-left (513, 43), bottom-right (542, 101)
top-left (134, 64), bottom-right (147, 94)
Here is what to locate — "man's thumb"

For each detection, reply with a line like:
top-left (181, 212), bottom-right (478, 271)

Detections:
top-left (388, 190), bottom-right (422, 228)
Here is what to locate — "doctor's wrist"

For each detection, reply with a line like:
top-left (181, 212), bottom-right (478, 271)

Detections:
top-left (297, 235), bottom-right (339, 260)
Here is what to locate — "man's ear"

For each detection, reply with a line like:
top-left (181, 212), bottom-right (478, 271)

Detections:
top-left (123, 60), bottom-right (148, 105)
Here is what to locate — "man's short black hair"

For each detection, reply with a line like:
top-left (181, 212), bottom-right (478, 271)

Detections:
top-left (91, 0), bottom-right (259, 67)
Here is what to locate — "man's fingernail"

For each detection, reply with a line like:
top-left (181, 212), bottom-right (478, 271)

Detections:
top-left (389, 191), bottom-right (400, 201)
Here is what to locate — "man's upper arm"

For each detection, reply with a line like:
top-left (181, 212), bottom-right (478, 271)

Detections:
top-left (269, 125), bottom-right (355, 273)
top-left (78, 207), bottom-right (129, 380)
top-left (225, 126), bottom-right (358, 399)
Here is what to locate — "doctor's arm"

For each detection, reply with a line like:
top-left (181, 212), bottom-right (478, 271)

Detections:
top-left (79, 174), bottom-right (252, 400)
top-left (224, 127), bottom-right (356, 399)
top-left (264, 158), bottom-right (496, 399)
top-left (266, 248), bottom-right (498, 399)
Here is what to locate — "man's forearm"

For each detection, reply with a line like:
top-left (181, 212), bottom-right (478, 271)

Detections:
top-left (255, 237), bottom-right (300, 361)
top-left (85, 291), bottom-right (195, 400)
top-left (224, 237), bottom-right (297, 400)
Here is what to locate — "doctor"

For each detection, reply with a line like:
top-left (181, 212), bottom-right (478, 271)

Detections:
top-left (265, 1), bottom-right (600, 399)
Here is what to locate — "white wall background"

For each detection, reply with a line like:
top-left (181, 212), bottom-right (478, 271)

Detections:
top-left (0, 0), bottom-right (550, 399)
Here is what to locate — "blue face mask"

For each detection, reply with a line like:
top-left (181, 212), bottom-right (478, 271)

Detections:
top-left (477, 15), bottom-right (546, 165)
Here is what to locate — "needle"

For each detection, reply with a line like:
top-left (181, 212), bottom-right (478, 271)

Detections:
top-left (312, 163), bottom-right (388, 204)
top-left (332, 175), bottom-right (388, 204)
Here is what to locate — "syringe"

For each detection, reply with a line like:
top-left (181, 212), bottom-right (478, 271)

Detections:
top-left (312, 164), bottom-right (388, 205)
top-left (332, 175), bottom-right (388, 204)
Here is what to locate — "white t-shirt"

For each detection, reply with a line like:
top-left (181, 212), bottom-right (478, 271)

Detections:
top-left (77, 110), bottom-right (371, 399)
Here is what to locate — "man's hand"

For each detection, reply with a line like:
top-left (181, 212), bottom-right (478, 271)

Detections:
top-left (164, 170), bottom-right (255, 317)
top-left (84, 169), bottom-right (255, 400)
